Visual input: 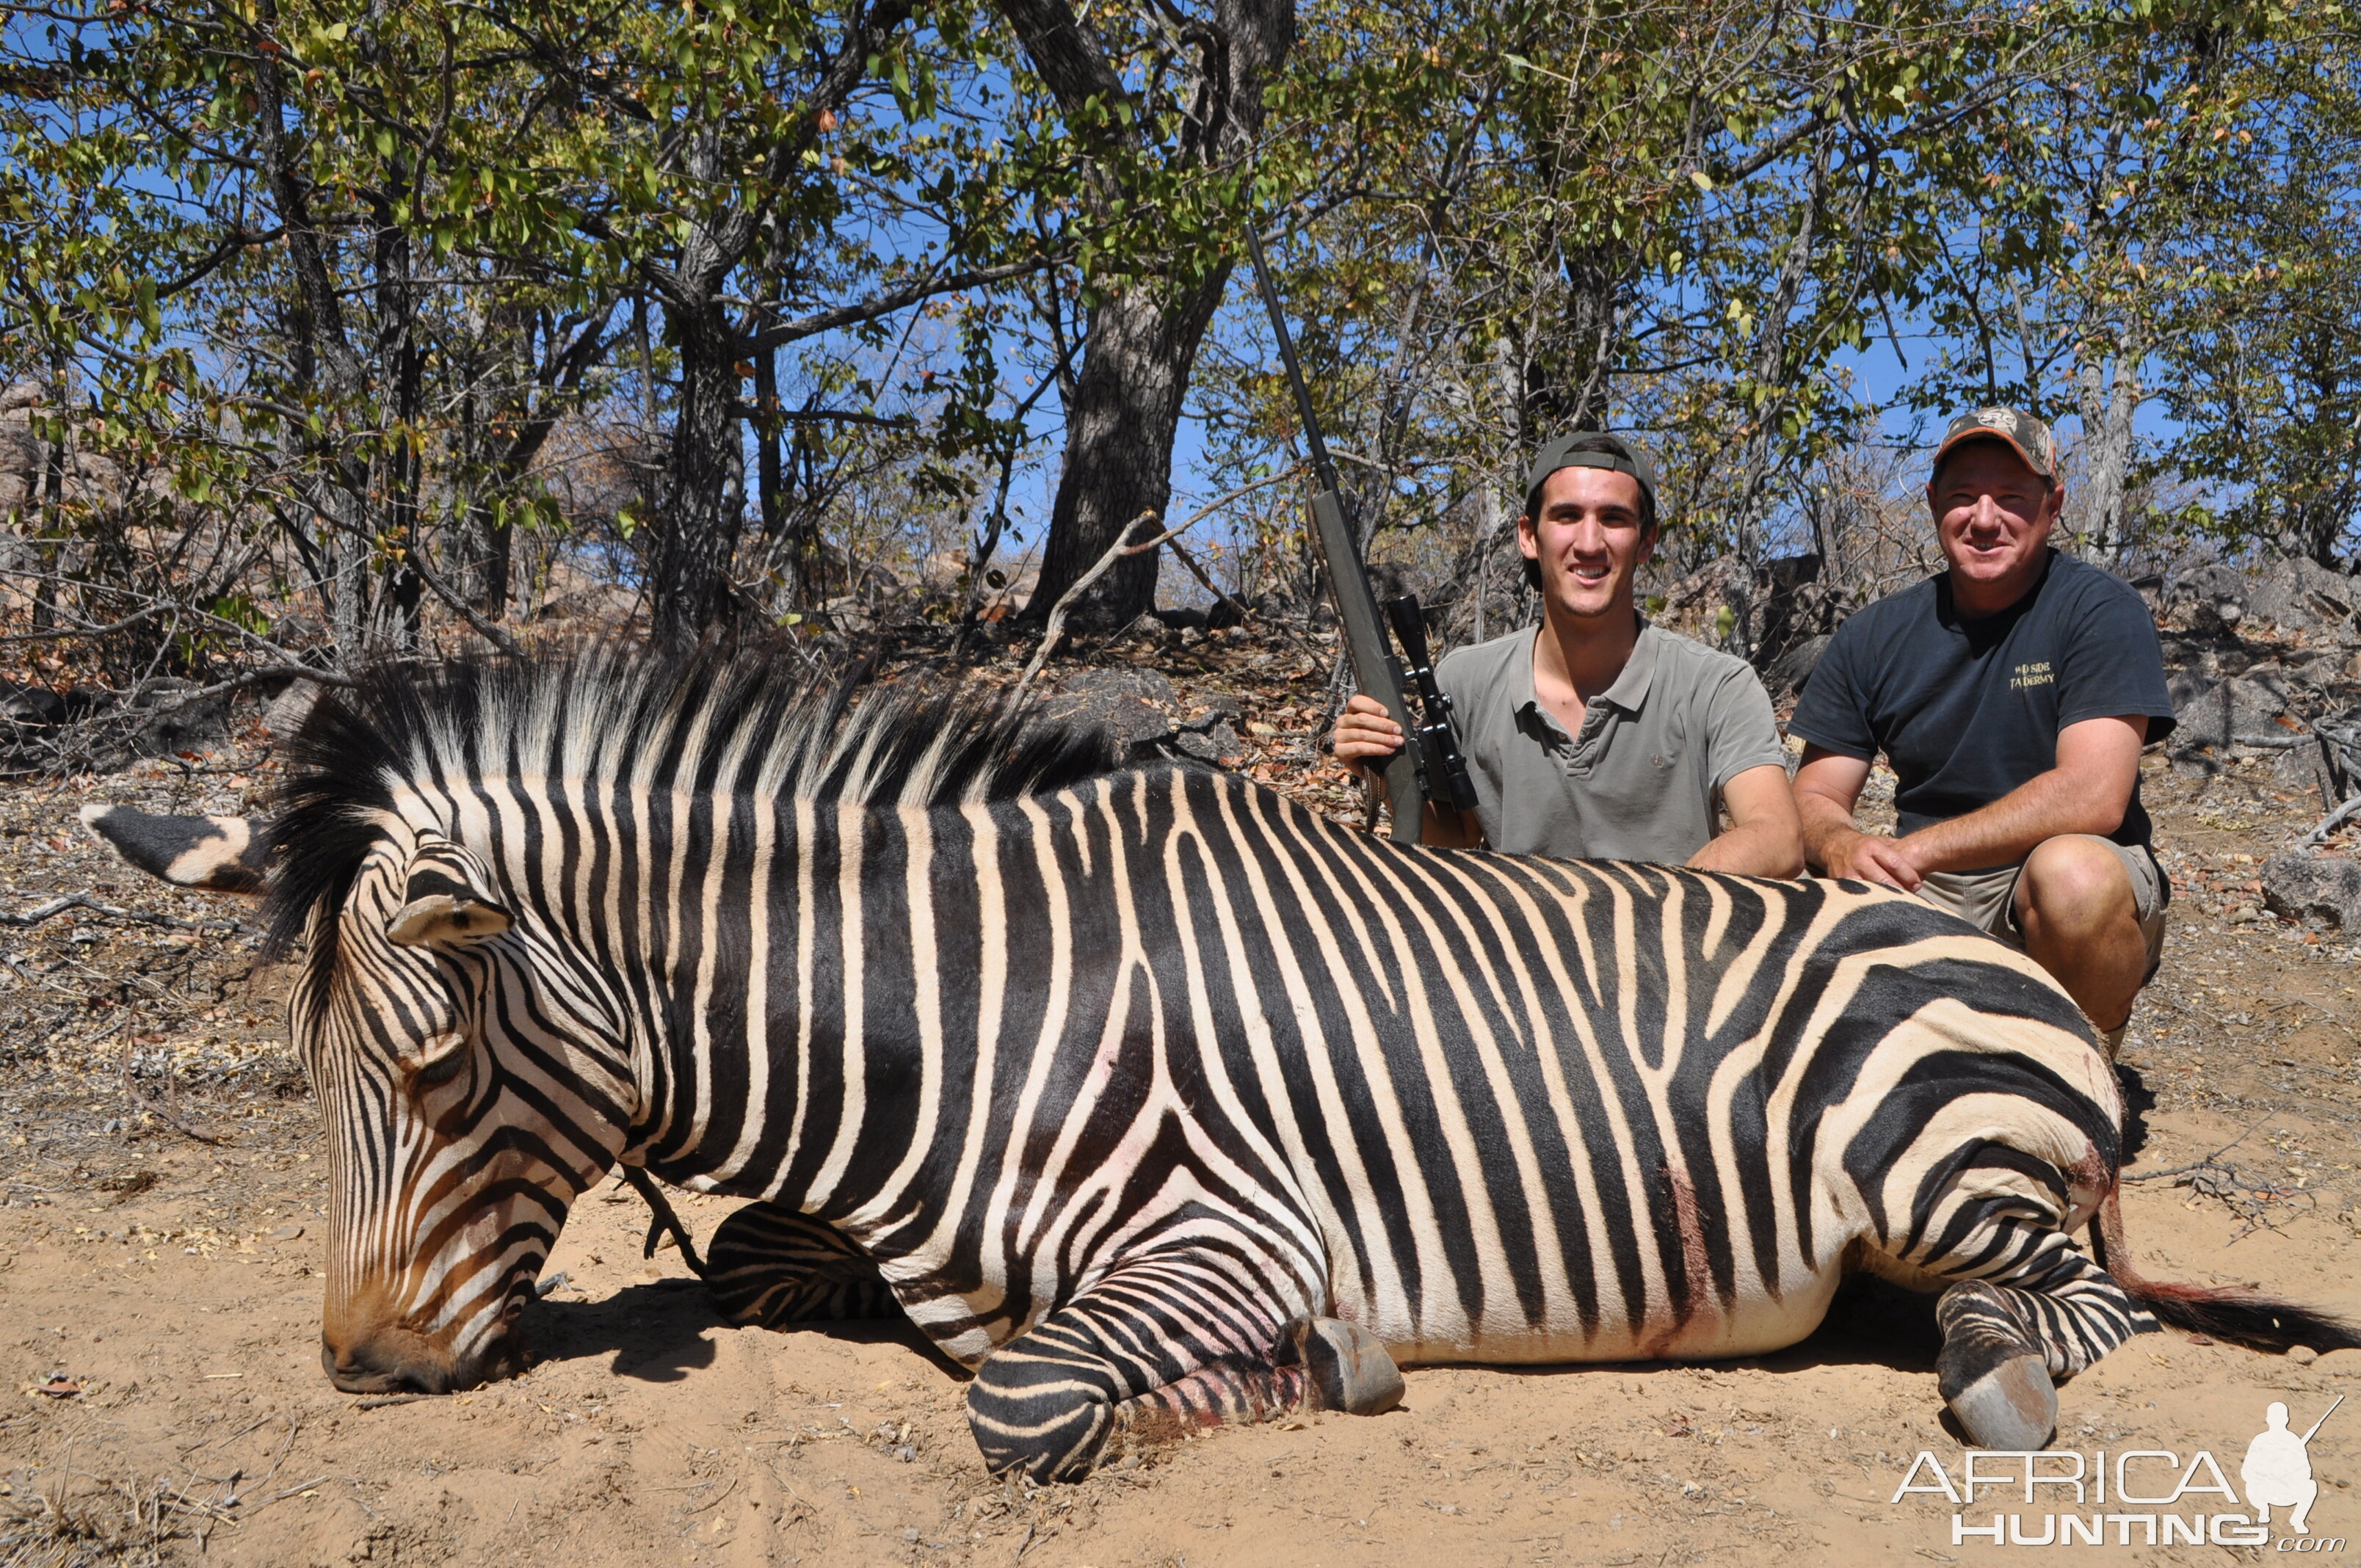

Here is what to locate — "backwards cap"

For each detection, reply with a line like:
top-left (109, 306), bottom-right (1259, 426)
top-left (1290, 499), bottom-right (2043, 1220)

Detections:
top-left (1523, 432), bottom-right (1659, 521)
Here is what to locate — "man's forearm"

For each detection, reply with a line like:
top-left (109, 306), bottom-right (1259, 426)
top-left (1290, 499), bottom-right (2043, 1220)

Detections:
top-left (1898, 769), bottom-right (2118, 873)
top-left (1689, 820), bottom-right (1801, 877)
top-left (1796, 791), bottom-right (1868, 872)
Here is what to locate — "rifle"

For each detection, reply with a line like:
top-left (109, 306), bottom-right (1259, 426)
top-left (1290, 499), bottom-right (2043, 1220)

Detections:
top-left (1241, 225), bottom-right (1476, 843)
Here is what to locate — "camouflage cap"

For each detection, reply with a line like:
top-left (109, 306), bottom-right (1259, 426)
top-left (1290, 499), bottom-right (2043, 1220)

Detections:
top-left (1932, 405), bottom-right (2059, 483)
top-left (1523, 432), bottom-right (1660, 521)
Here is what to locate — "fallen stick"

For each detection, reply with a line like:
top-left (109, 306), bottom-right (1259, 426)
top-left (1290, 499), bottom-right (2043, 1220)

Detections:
top-left (1012, 510), bottom-right (1164, 702)
top-left (354, 1393), bottom-right (442, 1411)
top-left (0, 892), bottom-right (246, 934)
top-left (2302, 791), bottom-right (2361, 846)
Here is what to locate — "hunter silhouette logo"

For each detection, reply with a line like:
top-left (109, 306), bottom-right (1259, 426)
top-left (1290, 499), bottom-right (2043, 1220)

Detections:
top-left (1889, 1393), bottom-right (2347, 1548)
top-left (2247, 1396), bottom-right (2341, 1536)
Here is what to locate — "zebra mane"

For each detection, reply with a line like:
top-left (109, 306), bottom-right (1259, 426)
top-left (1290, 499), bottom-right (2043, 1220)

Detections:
top-left (259, 643), bottom-right (1128, 959)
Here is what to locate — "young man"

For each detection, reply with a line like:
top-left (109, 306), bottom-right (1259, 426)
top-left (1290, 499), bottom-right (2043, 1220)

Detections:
top-left (1335, 432), bottom-right (1805, 875)
top-left (1788, 407), bottom-right (2177, 1048)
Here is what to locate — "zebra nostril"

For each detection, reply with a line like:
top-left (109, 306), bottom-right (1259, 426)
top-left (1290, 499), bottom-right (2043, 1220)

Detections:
top-left (321, 1329), bottom-right (453, 1395)
top-left (321, 1337), bottom-right (399, 1394)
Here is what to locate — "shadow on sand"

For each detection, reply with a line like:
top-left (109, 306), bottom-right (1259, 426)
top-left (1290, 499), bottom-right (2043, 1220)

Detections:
top-left (522, 1279), bottom-right (969, 1384)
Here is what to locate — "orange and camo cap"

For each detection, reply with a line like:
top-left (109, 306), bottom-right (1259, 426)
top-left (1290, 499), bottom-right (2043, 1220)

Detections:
top-left (1933, 405), bottom-right (2057, 482)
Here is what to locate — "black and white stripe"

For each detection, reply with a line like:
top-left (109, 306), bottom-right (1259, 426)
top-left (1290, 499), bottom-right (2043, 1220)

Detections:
top-left (95, 647), bottom-right (2359, 1467)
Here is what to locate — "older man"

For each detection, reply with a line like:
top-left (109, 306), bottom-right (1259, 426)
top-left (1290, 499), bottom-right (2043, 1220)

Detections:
top-left (1788, 407), bottom-right (2177, 1049)
top-left (1335, 432), bottom-right (1803, 875)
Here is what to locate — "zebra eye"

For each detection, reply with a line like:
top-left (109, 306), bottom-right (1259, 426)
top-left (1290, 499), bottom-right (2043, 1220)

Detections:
top-left (404, 1033), bottom-right (471, 1089)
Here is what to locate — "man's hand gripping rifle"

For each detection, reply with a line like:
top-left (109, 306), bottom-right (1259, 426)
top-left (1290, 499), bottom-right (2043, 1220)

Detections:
top-left (1242, 226), bottom-right (1476, 843)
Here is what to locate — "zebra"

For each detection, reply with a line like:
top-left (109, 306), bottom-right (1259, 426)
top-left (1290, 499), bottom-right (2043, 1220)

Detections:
top-left (87, 646), bottom-right (2357, 1481)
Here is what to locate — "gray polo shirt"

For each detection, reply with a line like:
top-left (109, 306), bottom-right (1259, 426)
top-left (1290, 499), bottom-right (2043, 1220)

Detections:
top-left (1435, 623), bottom-right (1789, 862)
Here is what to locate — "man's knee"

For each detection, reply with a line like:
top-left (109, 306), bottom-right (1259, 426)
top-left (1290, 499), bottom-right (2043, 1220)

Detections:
top-left (2015, 836), bottom-right (2137, 937)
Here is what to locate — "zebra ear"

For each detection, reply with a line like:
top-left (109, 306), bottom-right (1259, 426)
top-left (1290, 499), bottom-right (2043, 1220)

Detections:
top-left (79, 804), bottom-right (268, 893)
top-left (385, 854), bottom-right (512, 948)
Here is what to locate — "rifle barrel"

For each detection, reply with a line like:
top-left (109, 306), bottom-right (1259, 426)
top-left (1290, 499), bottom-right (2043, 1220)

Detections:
top-left (1242, 225), bottom-right (1340, 495)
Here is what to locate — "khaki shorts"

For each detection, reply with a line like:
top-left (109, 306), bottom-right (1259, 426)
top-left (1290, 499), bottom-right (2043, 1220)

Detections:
top-left (1914, 835), bottom-right (2169, 982)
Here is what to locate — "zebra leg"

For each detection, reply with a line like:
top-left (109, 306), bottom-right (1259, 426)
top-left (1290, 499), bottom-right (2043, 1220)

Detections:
top-left (965, 1258), bottom-right (1401, 1481)
top-left (704, 1201), bottom-right (899, 1329)
top-left (1931, 1231), bottom-right (2158, 1451)
top-left (1101, 1314), bottom-right (1404, 1451)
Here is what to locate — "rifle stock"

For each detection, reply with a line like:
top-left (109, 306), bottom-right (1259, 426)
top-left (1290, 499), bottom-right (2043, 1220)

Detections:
top-left (1309, 490), bottom-right (1426, 841)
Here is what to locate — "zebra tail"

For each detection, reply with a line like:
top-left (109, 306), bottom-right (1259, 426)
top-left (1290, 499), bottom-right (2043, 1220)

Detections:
top-left (2092, 1184), bottom-right (2361, 1354)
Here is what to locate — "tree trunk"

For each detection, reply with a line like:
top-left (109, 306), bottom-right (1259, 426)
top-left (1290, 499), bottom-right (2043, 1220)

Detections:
top-left (33, 370), bottom-right (63, 634)
top-left (650, 302), bottom-right (747, 645)
top-left (755, 341), bottom-right (783, 544)
top-left (1516, 244), bottom-right (1620, 441)
top-left (473, 500), bottom-right (513, 616)
top-left (2074, 347), bottom-right (2140, 563)
top-left (374, 197), bottom-right (424, 650)
top-left (1004, 0), bottom-right (1296, 631)
top-left (1029, 277), bottom-right (1227, 628)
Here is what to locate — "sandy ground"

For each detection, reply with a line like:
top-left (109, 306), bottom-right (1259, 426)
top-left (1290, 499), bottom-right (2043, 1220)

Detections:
top-left (2, 632), bottom-right (2359, 1566)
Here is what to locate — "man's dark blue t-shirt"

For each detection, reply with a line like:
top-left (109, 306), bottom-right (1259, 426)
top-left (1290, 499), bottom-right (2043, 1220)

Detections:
top-left (1788, 551), bottom-right (2177, 850)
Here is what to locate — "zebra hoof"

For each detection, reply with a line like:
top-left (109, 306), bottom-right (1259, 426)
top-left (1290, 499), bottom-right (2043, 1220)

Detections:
top-left (1283, 1316), bottom-right (1404, 1417)
top-left (1944, 1354), bottom-right (2057, 1451)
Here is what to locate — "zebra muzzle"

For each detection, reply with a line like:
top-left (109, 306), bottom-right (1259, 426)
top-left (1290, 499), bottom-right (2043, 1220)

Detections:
top-left (322, 1313), bottom-right (531, 1395)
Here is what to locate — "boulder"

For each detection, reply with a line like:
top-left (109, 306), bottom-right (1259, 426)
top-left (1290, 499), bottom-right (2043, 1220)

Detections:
top-left (116, 678), bottom-right (231, 761)
top-left (1766, 632), bottom-right (1833, 699)
top-left (2169, 563), bottom-right (2246, 637)
top-left (917, 550), bottom-right (968, 598)
top-left (2169, 675), bottom-right (2286, 750)
top-left (2262, 852), bottom-right (2361, 932)
top-left (2245, 556), bottom-right (2359, 639)
top-left (2274, 739), bottom-right (2340, 801)
top-left (1034, 668), bottom-right (1182, 753)
top-left (266, 680), bottom-right (323, 742)
top-left (1034, 668), bottom-right (1246, 763)
top-left (0, 680), bottom-right (66, 729)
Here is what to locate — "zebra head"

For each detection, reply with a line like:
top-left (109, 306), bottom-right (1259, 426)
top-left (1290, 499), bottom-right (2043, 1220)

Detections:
top-left (293, 817), bottom-right (630, 1395)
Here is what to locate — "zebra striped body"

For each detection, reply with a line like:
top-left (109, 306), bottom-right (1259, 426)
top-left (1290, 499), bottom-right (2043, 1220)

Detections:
top-left (88, 650), bottom-right (2358, 1475)
top-left (573, 765), bottom-right (2114, 1368)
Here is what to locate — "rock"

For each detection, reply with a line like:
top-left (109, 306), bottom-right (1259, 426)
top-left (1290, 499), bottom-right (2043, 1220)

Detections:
top-left (120, 679), bottom-right (230, 760)
top-left (2245, 556), bottom-right (2359, 639)
top-left (1034, 668), bottom-right (1180, 752)
top-left (2169, 563), bottom-right (2247, 637)
top-left (2261, 852), bottom-right (2361, 932)
top-left (1034, 669), bottom-right (1249, 764)
top-left (2158, 636), bottom-right (2217, 683)
top-left (1171, 720), bottom-right (1244, 763)
top-left (917, 550), bottom-right (967, 598)
top-left (1766, 633), bottom-right (1833, 698)
top-left (2235, 661), bottom-right (2300, 708)
top-left (1151, 606), bottom-right (1208, 631)
top-left (2171, 675), bottom-right (2286, 750)
top-left (2274, 740), bottom-right (2339, 800)
top-left (266, 682), bottom-right (323, 742)
top-left (0, 680), bottom-right (66, 729)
